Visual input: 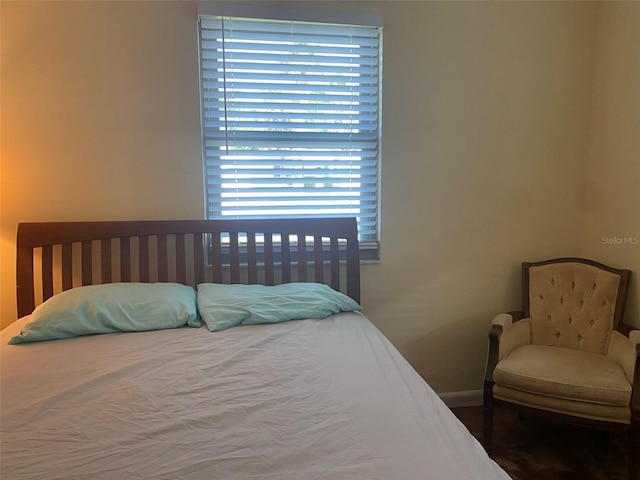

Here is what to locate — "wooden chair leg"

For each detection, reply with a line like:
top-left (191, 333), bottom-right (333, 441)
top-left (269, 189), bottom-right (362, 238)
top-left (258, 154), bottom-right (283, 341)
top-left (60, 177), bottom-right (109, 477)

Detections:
top-left (483, 400), bottom-right (494, 456)
top-left (630, 423), bottom-right (640, 480)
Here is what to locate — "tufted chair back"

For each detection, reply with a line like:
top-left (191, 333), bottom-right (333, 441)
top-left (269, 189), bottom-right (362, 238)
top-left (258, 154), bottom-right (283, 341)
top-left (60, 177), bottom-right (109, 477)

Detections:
top-left (525, 259), bottom-right (628, 354)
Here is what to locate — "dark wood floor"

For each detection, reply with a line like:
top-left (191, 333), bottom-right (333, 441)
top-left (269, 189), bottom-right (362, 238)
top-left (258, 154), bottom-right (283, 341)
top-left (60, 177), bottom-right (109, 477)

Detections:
top-left (451, 405), bottom-right (630, 480)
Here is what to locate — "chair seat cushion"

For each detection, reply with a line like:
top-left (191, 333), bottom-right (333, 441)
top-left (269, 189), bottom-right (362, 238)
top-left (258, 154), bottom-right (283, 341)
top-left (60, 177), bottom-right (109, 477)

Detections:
top-left (494, 344), bottom-right (631, 406)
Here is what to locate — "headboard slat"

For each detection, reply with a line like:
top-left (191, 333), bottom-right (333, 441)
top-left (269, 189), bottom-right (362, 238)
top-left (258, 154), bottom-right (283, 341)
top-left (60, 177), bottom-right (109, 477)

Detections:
top-left (346, 237), bottom-right (360, 302)
top-left (42, 245), bottom-right (54, 302)
top-left (314, 236), bottom-right (323, 284)
top-left (157, 235), bottom-right (168, 282)
top-left (264, 234), bottom-right (275, 286)
top-left (229, 232), bottom-right (240, 284)
top-left (330, 237), bottom-right (340, 291)
top-left (281, 235), bottom-right (291, 284)
top-left (62, 243), bottom-right (73, 290)
top-left (176, 234), bottom-right (187, 285)
top-left (247, 235), bottom-right (258, 285)
top-left (139, 236), bottom-right (150, 283)
top-left (16, 245), bottom-right (35, 316)
top-left (210, 233), bottom-right (222, 283)
top-left (120, 238), bottom-right (132, 282)
top-left (297, 234), bottom-right (307, 282)
top-left (193, 233), bottom-right (205, 285)
top-left (101, 239), bottom-right (112, 284)
top-left (81, 241), bottom-right (92, 286)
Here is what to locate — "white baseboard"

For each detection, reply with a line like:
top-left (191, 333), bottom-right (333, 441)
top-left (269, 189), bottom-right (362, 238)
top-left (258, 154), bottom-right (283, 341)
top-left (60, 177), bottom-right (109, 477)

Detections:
top-left (438, 390), bottom-right (483, 408)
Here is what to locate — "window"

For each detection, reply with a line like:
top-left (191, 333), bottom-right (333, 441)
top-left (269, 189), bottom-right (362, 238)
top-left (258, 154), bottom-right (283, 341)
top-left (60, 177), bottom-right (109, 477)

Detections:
top-left (197, 5), bottom-right (382, 255)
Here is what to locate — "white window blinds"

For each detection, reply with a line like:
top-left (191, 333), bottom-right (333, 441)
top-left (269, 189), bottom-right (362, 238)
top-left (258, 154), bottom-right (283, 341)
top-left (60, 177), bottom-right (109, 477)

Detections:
top-left (198, 13), bottom-right (382, 244)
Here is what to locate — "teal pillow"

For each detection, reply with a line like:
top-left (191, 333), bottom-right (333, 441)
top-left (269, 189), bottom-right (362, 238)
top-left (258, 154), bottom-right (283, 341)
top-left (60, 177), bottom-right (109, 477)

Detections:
top-left (197, 282), bottom-right (361, 332)
top-left (9, 283), bottom-right (201, 344)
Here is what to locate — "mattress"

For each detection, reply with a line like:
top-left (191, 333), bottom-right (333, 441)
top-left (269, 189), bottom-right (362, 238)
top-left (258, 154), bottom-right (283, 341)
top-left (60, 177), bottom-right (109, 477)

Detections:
top-left (1, 312), bottom-right (510, 479)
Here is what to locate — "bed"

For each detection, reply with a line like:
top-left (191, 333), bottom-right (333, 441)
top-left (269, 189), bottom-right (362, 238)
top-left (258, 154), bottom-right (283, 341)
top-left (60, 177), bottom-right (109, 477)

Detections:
top-left (1, 218), bottom-right (510, 479)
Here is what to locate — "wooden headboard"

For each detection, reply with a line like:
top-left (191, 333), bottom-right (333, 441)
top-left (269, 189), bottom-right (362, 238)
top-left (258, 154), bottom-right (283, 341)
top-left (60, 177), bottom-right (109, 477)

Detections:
top-left (16, 218), bottom-right (360, 318)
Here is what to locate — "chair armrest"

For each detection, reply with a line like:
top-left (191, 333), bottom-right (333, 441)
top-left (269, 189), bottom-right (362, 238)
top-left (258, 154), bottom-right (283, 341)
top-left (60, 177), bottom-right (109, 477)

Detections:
top-left (499, 318), bottom-right (531, 361)
top-left (631, 337), bottom-right (640, 421)
top-left (609, 328), bottom-right (639, 418)
top-left (484, 311), bottom-right (529, 384)
top-left (608, 331), bottom-right (638, 383)
top-left (491, 313), bottom-right (514, 331)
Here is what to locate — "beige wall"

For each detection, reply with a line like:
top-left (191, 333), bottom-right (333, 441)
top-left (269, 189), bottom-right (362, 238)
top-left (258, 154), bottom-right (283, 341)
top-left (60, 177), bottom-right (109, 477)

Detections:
top-left (1, 1), bottom-right (621, 395)
top-left (1, 1), bottom-right (205, 324)
top-left (581, 2), bottom-right (640, 329)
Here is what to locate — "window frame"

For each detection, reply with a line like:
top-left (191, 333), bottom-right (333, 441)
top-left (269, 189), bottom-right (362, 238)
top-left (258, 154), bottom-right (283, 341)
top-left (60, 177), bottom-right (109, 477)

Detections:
top-left (196, 3), bottom-right (383, 261)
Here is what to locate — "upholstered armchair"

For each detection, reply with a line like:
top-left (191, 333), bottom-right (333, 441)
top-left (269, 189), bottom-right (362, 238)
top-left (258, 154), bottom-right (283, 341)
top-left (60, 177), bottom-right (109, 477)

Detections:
top-left (484, 258), bottom-right (639, 479)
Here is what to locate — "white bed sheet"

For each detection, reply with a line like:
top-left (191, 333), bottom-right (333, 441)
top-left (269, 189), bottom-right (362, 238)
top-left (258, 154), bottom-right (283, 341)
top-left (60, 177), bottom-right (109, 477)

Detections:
top-left (1, 312), bottom-right (510, 479)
